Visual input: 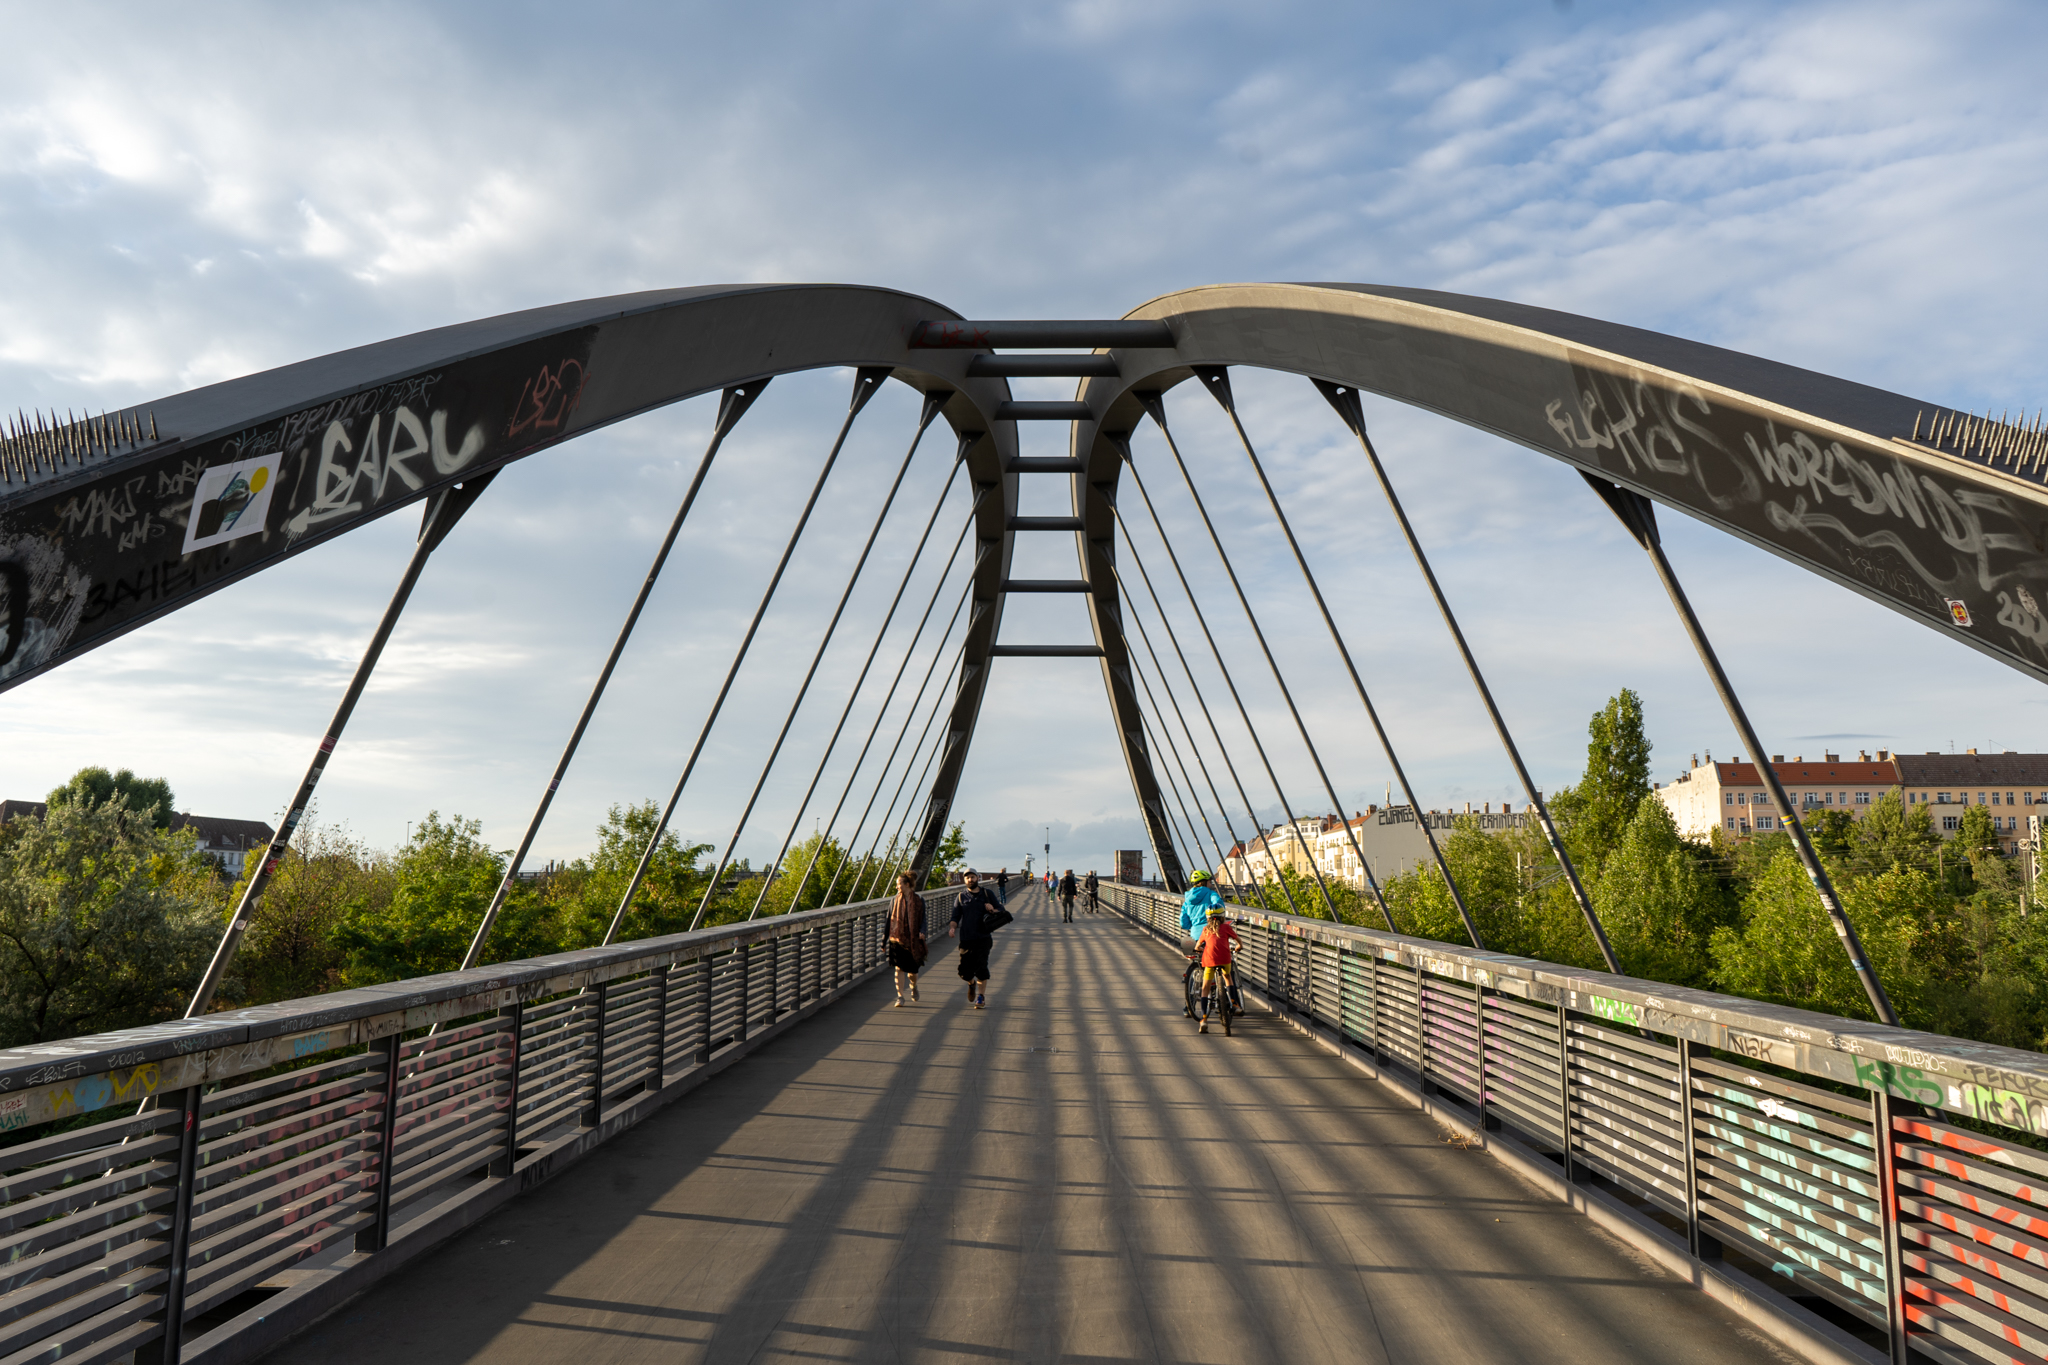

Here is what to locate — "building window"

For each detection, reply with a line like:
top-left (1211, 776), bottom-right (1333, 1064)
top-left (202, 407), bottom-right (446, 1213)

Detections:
top-left (1943, 816), bottom-right (1960, 831)
top-left (1757, 815), bottom-right (1775, 830)
top-left (1855, 792), bottom-right (1870, 805)
top-left (1993, 792), bottom-right (2003, 805)
top-left (1979, 793), bottom-right (1988, 805)
top-left (1938, 793), bottom-right (1950, 804)
top-left (1725, 818), bottom-right (1736, 830)
top-left (1725, 793), bottom-right (1734, 806)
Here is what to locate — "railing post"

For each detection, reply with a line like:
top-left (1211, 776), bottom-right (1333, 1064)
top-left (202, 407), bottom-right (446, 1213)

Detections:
top-left (1416, 963), bottom-right (1432, 1096)
top-left (1475, 980), bottom-right (1496, 1130)
top-left (650, 965), bottom-right (669, 1092)
top-left (356, 1034), bottom-right (402, 1252)
top-left (696, 956), bottom-right (713, 1063)
top-left (1678, 1039), bottom-right (1717, 1259)
top-left (1874, 1090), bottom-right (1910, 1363)
top-left (738, 942), bottom-right (751, 1038)
top-left (769, 939), bottom-right (781, 1020)
top-left (492, 1002), bottom-right (522, 1178)
top-left (155, 1083), bottom-right (204, 1364)
top-left (1557, 1002), bottom-right (1575, 1186)
top-left (583, 981), bottom-right (608, 1127)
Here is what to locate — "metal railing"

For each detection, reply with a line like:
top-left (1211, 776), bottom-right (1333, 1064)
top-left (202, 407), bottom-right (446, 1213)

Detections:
top-left (1106, 883), bottom-right (2048, 1365)
top-left (0, 886), bottom-right (962, 1365)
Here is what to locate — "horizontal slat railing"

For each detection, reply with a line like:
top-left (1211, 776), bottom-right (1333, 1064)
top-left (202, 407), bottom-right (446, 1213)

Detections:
top-left (0, 884), bottom-right (963, 1365)
top-left (1102, 881), bottom-right (2048, 1365)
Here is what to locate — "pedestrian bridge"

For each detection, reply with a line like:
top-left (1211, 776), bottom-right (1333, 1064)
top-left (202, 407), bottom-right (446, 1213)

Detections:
top-left (5, 877), bottom-right (2048, 1365)
top-left (7, 282), bottom-right (2048, 1364)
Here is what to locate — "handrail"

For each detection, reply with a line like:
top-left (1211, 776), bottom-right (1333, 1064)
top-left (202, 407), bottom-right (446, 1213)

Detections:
top-left (0, 885), bottom-right (962, 1365)
top-left (1104, 882), bottom-right (2048, 1365)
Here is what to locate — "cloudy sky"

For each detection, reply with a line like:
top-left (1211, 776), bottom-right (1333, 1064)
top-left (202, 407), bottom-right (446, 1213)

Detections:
top-left (3, 0), bottom-right (2046, 885)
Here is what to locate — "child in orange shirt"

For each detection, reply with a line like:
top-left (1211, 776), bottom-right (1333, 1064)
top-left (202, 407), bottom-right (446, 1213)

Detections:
top-left (1197, 905), bottom-right (1239, 1035)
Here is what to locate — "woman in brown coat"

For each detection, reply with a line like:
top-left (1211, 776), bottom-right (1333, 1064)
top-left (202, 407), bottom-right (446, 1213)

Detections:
top-left (888, 872), bottom-right (926, 1006)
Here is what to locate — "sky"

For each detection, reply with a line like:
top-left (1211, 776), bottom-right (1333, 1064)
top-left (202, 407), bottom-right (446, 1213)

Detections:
top-left (3, 0), bottom-right (2047, 885)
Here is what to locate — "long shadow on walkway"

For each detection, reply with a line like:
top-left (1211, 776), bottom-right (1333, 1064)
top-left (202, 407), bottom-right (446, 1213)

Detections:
top-left (265, 886), bottom-right (1798, 1364)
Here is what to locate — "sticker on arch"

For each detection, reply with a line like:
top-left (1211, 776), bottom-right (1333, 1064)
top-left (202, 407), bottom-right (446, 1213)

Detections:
top-left (183, 453), bottom-right (283, 554)
top-left (1946, 598), bottom-right (1973, 628)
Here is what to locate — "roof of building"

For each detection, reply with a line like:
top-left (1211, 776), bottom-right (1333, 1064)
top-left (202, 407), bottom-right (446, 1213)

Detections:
top-left (1894, 753), bottom-right (2048, 786)
top-left (0, 800), bottom-right (273, 848)
top-left (1683, 760), bottom-right (1898, 787)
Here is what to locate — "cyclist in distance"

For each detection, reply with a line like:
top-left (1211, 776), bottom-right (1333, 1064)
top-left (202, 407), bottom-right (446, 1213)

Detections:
top-left (1195, 904), bottom-right (1241, 1034)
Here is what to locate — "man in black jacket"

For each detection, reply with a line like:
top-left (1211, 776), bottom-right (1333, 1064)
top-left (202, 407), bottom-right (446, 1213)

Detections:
top-left (949, 870), bottom-right (1003, 1009)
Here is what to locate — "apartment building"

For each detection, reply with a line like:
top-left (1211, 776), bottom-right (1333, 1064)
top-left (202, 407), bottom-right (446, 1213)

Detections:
top-left (1656, 749), bottom-right (2048, 855)
top-left (1221, 804), bottom-right (1532, 888)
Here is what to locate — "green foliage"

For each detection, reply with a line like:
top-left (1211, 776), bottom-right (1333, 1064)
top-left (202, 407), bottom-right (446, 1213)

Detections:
top-left (0, 797), bottom-right (219, 1044)
top-left (1709, 853), bottom-right (1934, 1023)
top-left (46, 766), bottom-right (177, 830)
top-left (1848, 790), bottom-right (1939, 876)
top-left (332, 812), bottom-right (503, 986)
top-left (1549, 689), bottom-right (1651, 873)
top-left (1594, 795), bottom-right (1728, 986)
top-left (230, 821), bottom-right (385, 1004)
top-left (925, 821), bottom-right (968, 889)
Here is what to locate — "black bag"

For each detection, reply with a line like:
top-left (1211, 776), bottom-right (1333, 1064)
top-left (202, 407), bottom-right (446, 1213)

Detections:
top-left (985, 906), bottom-right (1014, 932)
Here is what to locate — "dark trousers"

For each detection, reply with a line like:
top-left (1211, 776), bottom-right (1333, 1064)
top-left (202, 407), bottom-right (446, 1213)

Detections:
top-left (1061, 895), bottom-right (1074, 921)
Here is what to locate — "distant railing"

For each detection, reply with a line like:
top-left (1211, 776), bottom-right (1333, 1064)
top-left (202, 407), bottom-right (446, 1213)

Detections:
top-left (0, 886), bottom-right (961, 1365)
top-left (1106, 883), bottom-right (2048, 1365)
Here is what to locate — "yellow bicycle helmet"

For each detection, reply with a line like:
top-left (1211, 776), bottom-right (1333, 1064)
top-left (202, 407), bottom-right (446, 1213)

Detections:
top-left (1189, 869), bottom-right (1211, 883)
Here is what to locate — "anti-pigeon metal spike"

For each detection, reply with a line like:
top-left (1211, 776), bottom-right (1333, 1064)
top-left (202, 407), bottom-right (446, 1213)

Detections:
top-left (149, 411), bottom-right (158, 441)
top-left (1912, 411), bottom-right (1922, 441)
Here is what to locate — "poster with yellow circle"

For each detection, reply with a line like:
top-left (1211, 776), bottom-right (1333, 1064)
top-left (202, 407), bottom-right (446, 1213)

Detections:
top-left (182, 452), bottom-right (283, 554)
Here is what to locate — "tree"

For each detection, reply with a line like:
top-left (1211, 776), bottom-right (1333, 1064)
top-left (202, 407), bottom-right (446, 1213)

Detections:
top-left (332, 813), bottom-right (503, 985)
top-left (1709, 850), bottom-right (1931, 1024)
top-left (46, 766), bottom-right (177, 830)
top-left (1549, 690), bottom-right (1651, 873)
top-left (231, 821), bottom-right (389, 1005)
top-left (1593, 795), bottom-right (1727, 987)
top-left (1849, 790), bottom-right (1941, 877)
top-left (925, 822), bottom-right (968, 889)
top-left (0, 797), bottom-right (220, 1043)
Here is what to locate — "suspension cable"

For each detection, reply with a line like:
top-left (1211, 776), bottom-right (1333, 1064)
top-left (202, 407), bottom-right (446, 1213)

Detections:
top-left (713, 393), bottom-right (953, 922)
top-left (1140, 715), bottom-right (1200, 881)
top-left (1192, 369), bottom-right (1458, 940)
top-left (871, 647), bottom-right (967, 896)
top-left (772, 456), bottom-right (976, 913)
top-left (1120, 576), bottom-right (1262, 906)
top-left (821, 567), bottom-right (976, 905)
top-left (605, 367), bottom-right (887, 944)
top-left (1111, 504), bottom-right (1291, 917)
top-left (459, 382), bottom-right (768, 971)
top-left (1132, 659), bottom-right (1222, 874)
top-left (1313, 379), bottom-right (1617, 966)
top-left (1120, 421), bottom-right (1341, 921)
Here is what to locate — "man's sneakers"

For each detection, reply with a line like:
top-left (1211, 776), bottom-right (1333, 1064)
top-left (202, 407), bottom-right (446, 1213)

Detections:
top-left (973, 995), bottom-right (986, 1009)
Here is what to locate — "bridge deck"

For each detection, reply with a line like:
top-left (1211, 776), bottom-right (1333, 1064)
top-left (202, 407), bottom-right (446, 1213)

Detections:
top-left (267, 886), bottom-right (1792, 1364)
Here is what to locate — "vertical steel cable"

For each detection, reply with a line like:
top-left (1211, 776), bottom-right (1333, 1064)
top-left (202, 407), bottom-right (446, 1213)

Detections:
top-left (1585, 473), bottom-right (1892, 1019)
top-left (713, 393), bottom-right (953, 921)
top-left (460, 383), bottom-right (768, 971)
top-left (609, 367), bottom-right (888, 943)
top-left (1314, 379), bottom-right (1616, 966)
top-left (1192, 368), bottom-right (1467, 943)
top-left (771, 449), bottom-right (976, 913)
top-left (1112, 559), bottom-right (1275, 912)
top-left (821, 570), bottom-right (976, 905)
top-left (1139, 387), bottom-right (1386, 930)
top-left (871, 647), bottom-right (968, 895)
top-left (1129, 643), bottom-right (1228, 876)
top-left (1120, 419), bottom-right (1342, 921)
top-left (1111, 502), bottom-right (1294, 917)
top-left (1134, 681), bottom-right (1219, 876)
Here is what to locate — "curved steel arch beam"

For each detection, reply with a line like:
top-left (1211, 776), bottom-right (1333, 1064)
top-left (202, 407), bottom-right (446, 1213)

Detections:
top-left (0, 284), bottom-right (1020, 892)
top-left (1065, 281), bottom-right (2048, 688)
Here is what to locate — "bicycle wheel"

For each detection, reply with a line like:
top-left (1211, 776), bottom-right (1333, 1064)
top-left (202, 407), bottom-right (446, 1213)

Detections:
top-left (1221, 987), bottom-right (1233, 1036)
top-left (1183, 961), bottom-right (1199, 1018)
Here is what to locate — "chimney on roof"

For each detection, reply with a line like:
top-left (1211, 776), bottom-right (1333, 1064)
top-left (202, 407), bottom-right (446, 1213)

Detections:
top-left (2006, 750), bottom-right (2019, 755)
top-left (1772, 754), bottom-right (1784, 763)
top-left (1968, 747), bottom-right (1979, 755)
top-left (1877, 749), bottom-right (1889, 760)
top-left (1859, 750), bottom-right (1869, 761)
top-left (1731, 754), bottom-right (1741, 764)
top-left (1691, 753), bottom-right (1699, 768)
top-left (1824, 752), bottom-right (1839, 763)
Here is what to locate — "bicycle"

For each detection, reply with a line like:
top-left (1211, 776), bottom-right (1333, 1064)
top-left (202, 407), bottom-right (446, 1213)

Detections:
top-left (1183, 953), bottom-right (1242, 1032)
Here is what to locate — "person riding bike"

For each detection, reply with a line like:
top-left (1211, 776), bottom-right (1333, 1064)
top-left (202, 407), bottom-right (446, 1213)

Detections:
top-left (1179, 869), bottom-right (1224, 943)
top-left (1195, 904), bottom-right (1240, 1034)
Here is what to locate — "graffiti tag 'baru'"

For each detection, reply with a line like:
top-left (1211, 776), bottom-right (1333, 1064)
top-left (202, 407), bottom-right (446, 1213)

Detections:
top-left (286, 405), bottom-right (486, 536)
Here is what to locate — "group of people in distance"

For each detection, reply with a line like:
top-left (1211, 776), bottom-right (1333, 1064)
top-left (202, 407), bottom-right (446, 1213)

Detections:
top-left (883, 862), bottom-right (1233, 1034)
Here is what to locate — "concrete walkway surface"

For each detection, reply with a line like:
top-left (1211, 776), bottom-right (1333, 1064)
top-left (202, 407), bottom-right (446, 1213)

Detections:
top-left (264, 884), bottom-right (1797, 1364)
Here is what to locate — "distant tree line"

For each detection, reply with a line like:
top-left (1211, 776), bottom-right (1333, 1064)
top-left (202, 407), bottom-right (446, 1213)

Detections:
top-left (0, 767), bottom-right (969, 1047)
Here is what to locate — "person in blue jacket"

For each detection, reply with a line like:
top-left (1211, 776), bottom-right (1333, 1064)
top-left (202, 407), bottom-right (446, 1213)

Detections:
top-left (1179, 869), bottom-right (1225, 946)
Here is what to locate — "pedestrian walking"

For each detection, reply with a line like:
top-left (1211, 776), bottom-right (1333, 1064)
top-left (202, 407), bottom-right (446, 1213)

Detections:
top-left (887, 872), bottom-right (926, 1006)
top-left (1083, 869), bottom-right (1099, 914)
top-left (949, 869), bottom-right (1005, 1008)
top-left (995, 868), bottom-right (1009, 904)
top-left (1058, 869), bottom-right (1077, 922)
